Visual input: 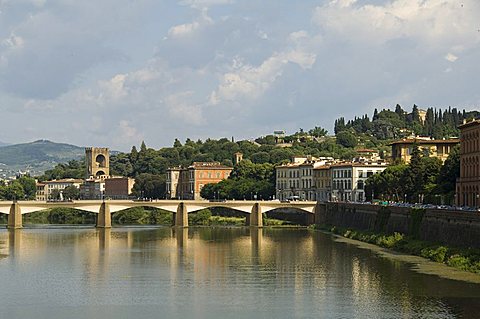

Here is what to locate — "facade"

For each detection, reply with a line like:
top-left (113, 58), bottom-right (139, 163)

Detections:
top-left (80, 178), bottom-right (105, 200)
top-left (105, 177), bottom-right (135, 199)
top-left (456, 119), bottom-right (480, 207)
top-left (313, 165), bottom-right (331, 202)
top-left (35, 178), bottom-right (83, 201)
top-left (85, 147), bottom-right (110, 178)
top-left (331, 161), bottom-right (387, 202)
top-left (389, 137), bottom-right (459, 163)
top-left (166, 162), bottom-right (233, 200)
top-left (276, 157), bottom-right (334, 201)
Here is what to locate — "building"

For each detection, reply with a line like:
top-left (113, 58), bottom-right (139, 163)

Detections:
top-left (456, 119), bottom-right (480, 207)
top-left (105, 177), bottom-right (135, 199)
top-left (35, 178), bottom-right (83, 201)
top-left (85, 147), bottom-right (110, 179)
top-left (166, 162), bottom-right (233, 200)
top-left (80, 178), bottom-right (105, 200)
top-left (331, 161), bottom-right (387, 202)
top-left (313, 165), bottom-right (332, 202)
top-left (234, 152), bottom-right (243, 165)
top-left (389, 137), bottom-right (459, 163)
top-left (276, 157), bottom-right (334, 201)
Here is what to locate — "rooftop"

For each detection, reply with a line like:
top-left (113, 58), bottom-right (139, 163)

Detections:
top-left (388, 138), bottom-right (459, 146)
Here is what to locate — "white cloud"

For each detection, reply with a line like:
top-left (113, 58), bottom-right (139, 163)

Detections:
top-left (445, 53), bottom-right (458, 62)
top-left (210, 30), bottom-right (316, 105)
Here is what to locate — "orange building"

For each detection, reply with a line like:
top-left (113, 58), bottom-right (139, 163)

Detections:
top-left (166, 162), bottom-right (233, 200)
top-left (456, 119), bottom-right (480, 207)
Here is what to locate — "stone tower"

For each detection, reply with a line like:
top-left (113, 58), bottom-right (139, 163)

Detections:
top-left (85, 147), bottom-right (110, 179)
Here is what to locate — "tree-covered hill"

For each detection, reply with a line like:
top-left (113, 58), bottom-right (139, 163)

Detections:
top-left (0, 140), bottom-right (85, 175)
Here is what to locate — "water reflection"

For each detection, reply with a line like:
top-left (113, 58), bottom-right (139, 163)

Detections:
top-left (0, 227), bottom-right (478, 319)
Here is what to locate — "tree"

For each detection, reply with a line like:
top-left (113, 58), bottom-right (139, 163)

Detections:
top-left (1, 181), bottom-right (25, 200)
top-left (63, 185), bottom-right (80, 200)
top-left (436, 145), bottom-right (460, 203)
top-left (404, 144), bottom-right (424, 202)
top-left (132, 174), bottom-right (166, 199)
top-left (308, 126), bottom-right (328, 137)
top-left (173, 138), bottom-right (182, 148)
top-left (49, 189), bottom-right (61, 201)
top-left (17, 176), bottom-right (36, 200)
top-left (250, 152), bottom-right (270, 164)
top-left (336, 131), bottom-right (357, 148)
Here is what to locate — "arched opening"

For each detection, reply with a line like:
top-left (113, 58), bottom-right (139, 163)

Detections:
top-left (111, 206), bottom-right (173, 225)
top-left (23, 208), bottom-right (96, 225)
top-left (0, 212), bottom-right (7, 225)
top-left (95, 154), bottom-right (106, 167)
top-left (96, 170), bottom-right (106, 177)
top-left (264, 207), bottom-right (311, 226)
top-left (188, 207), bottom-right (246, 226)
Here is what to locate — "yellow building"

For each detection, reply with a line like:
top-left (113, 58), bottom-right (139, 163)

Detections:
top-left (456, 119), bottom-right (480, 207)
top-left (313, 165), bottom-right (332, 202)
top-left (389, 137), bottom-right (459, 163)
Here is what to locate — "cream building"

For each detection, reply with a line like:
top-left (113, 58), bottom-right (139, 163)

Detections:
top-left (331, 161), bottom-right (387, 202)
top-left (313, 165), bottom-right (332, 202)
top-left (390, 137), bottom-right (459, 163)
top-left (35, 178), bottom-right (83, 201)
top-left (276, 157), bottom-right (334, 201)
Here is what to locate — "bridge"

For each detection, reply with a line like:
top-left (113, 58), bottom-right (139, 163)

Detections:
top-left (0, 200), bottom-right (321, 229)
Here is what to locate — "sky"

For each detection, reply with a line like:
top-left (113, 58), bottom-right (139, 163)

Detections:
top-left (0, 0), bottom-right (479, 151)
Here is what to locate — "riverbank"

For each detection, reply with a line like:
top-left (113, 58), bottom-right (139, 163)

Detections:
top-left (314, 225), bottom-right (480, 276)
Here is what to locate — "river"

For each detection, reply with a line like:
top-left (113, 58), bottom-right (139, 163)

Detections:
top-left (0, 227), bottom-right (479, 319)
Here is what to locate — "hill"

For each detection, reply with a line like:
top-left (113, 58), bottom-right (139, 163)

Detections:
top-left (0, 140), bottom-right (85, 176)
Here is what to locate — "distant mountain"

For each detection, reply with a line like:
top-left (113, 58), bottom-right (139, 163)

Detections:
top-left (0, 141), bottom-right (10, 147)
top-left (0, 140), bottom-right (85, 175)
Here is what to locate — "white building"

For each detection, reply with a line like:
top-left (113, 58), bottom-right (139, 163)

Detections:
top-left (36, 178), bottom-right (83, 201)
top-left (276, 157), bottom-right (334, 201)
top-left (331, 161), bottom-right (387, 202)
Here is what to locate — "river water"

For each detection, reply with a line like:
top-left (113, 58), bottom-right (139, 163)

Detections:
top-left (0, 227), bottom-right (479, 319)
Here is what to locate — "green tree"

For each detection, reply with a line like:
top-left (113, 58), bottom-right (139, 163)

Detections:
top-left (49, 189), bottom-right (61, 201)
top-left (17, 176), bottom-right (36, 200)
top-left (63, 185), bottom-right (80, 200)
top-left (132, 174), bottom-right (166, 199)
top-left (308, 126), bottom-right (328, 137)
top-left (1, 181), bottom-right (25, 200)
top-left (336, 131), bottom-right (357, 148)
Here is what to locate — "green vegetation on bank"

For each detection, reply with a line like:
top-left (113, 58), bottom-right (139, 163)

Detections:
top-left (317, 225), bottom-right (480, 274)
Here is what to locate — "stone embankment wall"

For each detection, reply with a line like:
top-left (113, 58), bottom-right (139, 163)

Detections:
top-left (316, 203), bottom-right (480, 249)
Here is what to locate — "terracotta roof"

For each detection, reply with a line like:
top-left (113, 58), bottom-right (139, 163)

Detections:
top-left (459, 119), bottom-right (480, 129)
top-left (388, 138), bottom-right (459, 146)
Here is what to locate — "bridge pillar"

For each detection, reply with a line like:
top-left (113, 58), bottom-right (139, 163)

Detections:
top-left (97, 202), bottom-right (112, 228)
top-left (249, 203), bottom-right (263, 227)
top-left (175, 202), bottom-right (188, 227)
top-left (7, 202), bottom-right (22, 229)
top-left (314, 202), bottom-right (326, 225)
top-left (306, 212), bottom-right (315, 226)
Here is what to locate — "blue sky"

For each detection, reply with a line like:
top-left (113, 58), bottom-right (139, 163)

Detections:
top-left (0, 0), bottom-right (479, 151)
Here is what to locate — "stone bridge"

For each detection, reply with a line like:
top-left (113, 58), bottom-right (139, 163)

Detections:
top-left (0, 200), bottom-right (321, 229)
